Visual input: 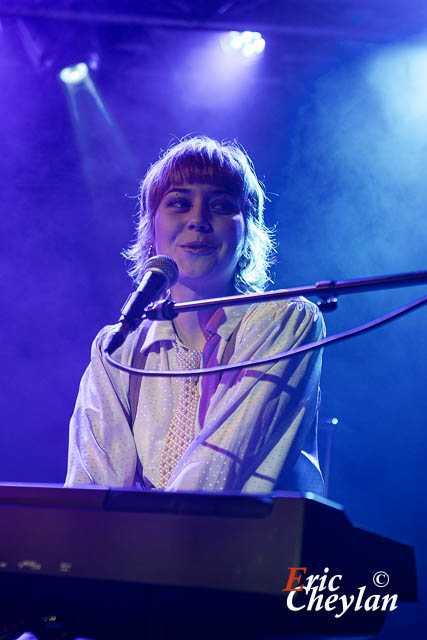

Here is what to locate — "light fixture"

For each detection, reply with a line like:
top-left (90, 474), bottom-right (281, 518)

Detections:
top-left (59, 62), bottom-right (89, 85)
top-left (226, 31), bottom-right (265, 58)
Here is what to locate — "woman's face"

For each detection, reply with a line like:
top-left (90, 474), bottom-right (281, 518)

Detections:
top-left (153, 182), bottom-right (245, 298)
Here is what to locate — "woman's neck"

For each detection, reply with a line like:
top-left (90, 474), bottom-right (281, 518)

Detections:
top-left (170, 281), bottom-right (235, 351)
top-left (172, 313), bottom-right (210, 351)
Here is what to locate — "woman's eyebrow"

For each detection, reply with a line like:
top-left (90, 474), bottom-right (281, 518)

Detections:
top-left (164, 188), bottom-right (190, 196)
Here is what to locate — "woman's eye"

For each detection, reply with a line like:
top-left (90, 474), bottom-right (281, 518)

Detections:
top-left (167, 199), bottom-right (190, 209)
top-left (164, 196), bottom-right (238, 213)
top-left (211, 200), bottom-right (236, 213)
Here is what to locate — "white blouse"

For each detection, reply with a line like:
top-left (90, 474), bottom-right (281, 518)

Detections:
top-left (65, 297), bottom-right (325, 493)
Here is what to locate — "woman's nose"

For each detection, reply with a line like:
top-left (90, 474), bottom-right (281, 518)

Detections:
top-left (187, 203), bottom-right (213, 231)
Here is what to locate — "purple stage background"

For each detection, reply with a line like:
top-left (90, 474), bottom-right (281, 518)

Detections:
top-left (0, 2), bottom-right (426, 637)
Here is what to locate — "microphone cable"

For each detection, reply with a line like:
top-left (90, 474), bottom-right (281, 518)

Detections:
top-left (104, 292), bottom-right (427, 377)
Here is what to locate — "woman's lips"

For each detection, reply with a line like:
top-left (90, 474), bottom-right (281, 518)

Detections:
top-left (180, 242), bottom-right (217, 255)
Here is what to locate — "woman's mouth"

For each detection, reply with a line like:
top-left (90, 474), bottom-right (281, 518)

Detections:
top-left (180, 242), bottom-right (217, 255)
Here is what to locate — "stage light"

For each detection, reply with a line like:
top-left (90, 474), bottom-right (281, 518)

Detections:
top-left (224, 31), bottom-right (265, 58)
top-left (229, 32), bottom-right (243, 50)
top-left (253, 38), bottom-right (266, 54)
top-left (59, 62), bottom-right (89, 85)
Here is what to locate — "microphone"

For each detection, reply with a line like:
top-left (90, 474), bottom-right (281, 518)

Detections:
top-left (105, 255), bottom-right (179, 355)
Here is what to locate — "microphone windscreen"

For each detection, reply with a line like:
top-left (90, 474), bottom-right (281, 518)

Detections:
top-left (145, 254), bottom-right (179, 288)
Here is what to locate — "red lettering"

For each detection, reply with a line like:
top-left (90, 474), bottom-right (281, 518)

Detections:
top-left (282, 567), bottom-right (307, 592)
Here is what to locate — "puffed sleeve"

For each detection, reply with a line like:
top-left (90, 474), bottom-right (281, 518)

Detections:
top-left (166, 298), bottom-right (325, 493)
top-left (64, 326), bottom-right (138, 487)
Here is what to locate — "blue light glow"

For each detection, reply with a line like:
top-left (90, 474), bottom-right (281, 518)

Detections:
top-left (366, 43), bottom-right (427, 132)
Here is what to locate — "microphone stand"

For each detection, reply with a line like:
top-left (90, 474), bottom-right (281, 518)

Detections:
top-left (105, 269), bottom-right (427, 372)
top-left (145, 269), bottom-right (427, 320)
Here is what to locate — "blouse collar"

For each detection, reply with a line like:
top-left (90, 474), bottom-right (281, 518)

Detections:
top-left (138, 302), bottom-right (252, 353)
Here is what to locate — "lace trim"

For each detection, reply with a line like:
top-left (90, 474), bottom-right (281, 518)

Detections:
top-left (159, 337), bottom-right (211, 488)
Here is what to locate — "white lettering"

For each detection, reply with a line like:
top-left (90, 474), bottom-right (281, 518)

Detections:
top-left (307, 587), bottom-right (324, 611)
top-left (364, 595), bottom-right (380, 612)
top-left (335, 594), bottom-right (355, 618)
top-left (381, 594), bottom-right (398, 611)
top-left (318, 568), bottom-right (330, 591)
top-left (354, 585), bottom-right (366, 610)
top-left (328, 574), bottom-right (342, 591)
top-left (286, 590), bottom-right (305, 611)
top-left (324, 594), bottom-right (339, 611)
top-left (285, 571), bottom-right (398, 619)
top-left (304, 573), bottom-right (320, 592)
